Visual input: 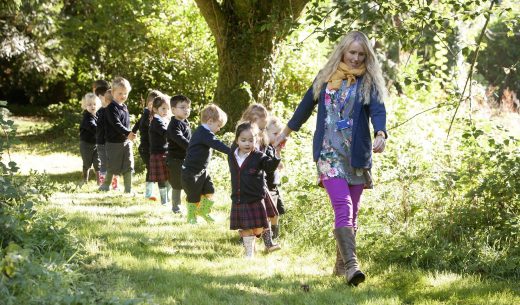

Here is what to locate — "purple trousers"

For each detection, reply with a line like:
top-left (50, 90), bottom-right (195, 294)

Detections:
top-left (322, 178), bottom-right (364, 228)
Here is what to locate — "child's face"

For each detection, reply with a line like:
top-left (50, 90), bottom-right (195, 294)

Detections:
top-left (172, 101), bottom-right (191, 120)
top-left (112, 87), bottom-right (129, 104)
top-left (206, 119), bottom-right (223, 133)
top-left (155, 102), bottom-right (170, 118)
top-left (85, 101), bottom-right (97, 115)
top-left (237, 129), bottom-right (256, 153)
top-left (254, 115), bottom-right (268, 130)
top-left (266, 126), bottom-right (281, 145)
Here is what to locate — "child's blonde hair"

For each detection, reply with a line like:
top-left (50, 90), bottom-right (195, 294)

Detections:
top-left (201, 104), bottom-right (227, 127)
top-left (240, 103), bottom-right (270, 148)
top-left (266, 116), bottom-right (284, 133)
top-left (240, 103), bottom-right (269, 126)
top-left (111, 76), bottom-right (132, 92)
top-left (81, 92), bottom-right (101, 111)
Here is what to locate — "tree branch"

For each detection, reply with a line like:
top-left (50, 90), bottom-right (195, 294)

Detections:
top-left (447, 0), bottom-right (497, 138)
top-left (194, 0), bottom-right (227, 45)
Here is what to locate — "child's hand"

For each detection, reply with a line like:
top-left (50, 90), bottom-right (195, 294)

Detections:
top-left (128, 132), bottom-right (136, 141)
top-left (274, 146), bottom-right (281, 158)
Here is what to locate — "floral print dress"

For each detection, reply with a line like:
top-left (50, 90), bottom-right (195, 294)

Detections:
top-left (317, 79), bottom-right (366, 186)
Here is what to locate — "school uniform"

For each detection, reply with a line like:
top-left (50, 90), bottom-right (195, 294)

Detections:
top-left (265, 144), bottom-right (285, 214)
top-left (95, 107), bottom-right (107, 174)
top-left (133, 108), bottom-right (151, 181)
top-left (166, 117), bottom-right (191, 189)
top-left (104, 100), bottom-right (133, 175)
top-left (181, 125), bottom-right (230, 203)
top-left (79, 110), bottom-right (100, 173)
top-left (148, 115), bottom-right (169, 182)
top-left (228, 148), bottom-right (281, 230)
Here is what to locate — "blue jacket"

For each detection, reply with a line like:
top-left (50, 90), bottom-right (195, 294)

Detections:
top-left (287, 77), bottom-right (387, 168)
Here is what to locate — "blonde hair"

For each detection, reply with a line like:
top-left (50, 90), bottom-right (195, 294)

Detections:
top-left (81, 92), bottom-right (101, 111)
top-left (313, 31), bottom-right (386, 104)
top-left (266, 116), bottom-right (283, 133)
top-left (111, 76), bottom-right (132, 92)
top-left (201, 104), bottom-right (227, 127)
top-left (239, 104), bottom-right (270, 148)
top-left (240, 103), bottom-right (269, 124)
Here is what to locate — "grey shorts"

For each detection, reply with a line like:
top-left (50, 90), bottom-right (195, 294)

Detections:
top-left (105, 141), bottom-right (134, 175)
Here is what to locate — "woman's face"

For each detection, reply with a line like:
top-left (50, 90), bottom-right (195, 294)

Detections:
top-left (342, 41), bottom-right (366, 69)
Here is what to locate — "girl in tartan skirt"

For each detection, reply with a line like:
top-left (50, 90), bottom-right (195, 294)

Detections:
top-left (239, 104), bottom-right (281, 252)
top-left (228, 122), bottom-right (281, 258)
top-left (148, 94), bottom-right (172, 205)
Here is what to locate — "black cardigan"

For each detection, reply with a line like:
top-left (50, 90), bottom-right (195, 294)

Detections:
top-left (104, 101), bottom-right (131, 143)
top-left (95, 108), bottom-right (105, 145)
top-left (148, 115), bottom-right (169, 154)
top-left (183, 125), bottom-right (230, 173)
top-left (167, 117), bottom-right (191, 159)
top-left (133, 108), bottom-right (151, 151)
top-left (79, 110), bottom-right (97, 144)
top-left (228, 149), bottom-right (281, 204)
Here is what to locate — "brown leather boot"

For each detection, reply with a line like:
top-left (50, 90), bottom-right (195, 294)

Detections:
top-left (334, 226), bottom-right (365, 286)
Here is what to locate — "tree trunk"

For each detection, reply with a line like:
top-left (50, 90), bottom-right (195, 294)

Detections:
top-left (194, 0), bottom-right (309, 125)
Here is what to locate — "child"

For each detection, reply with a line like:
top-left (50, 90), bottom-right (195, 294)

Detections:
top-left (166, 95), bottom-right (192, 214)
top-left (265, 117), bottom-right (287, 239)
top-left (79, 93), bottom-right (102, 184)
top-left (133, 90), bottom-right (162, 200)
top-left (148, 94), bottom-right (172, 205)
top-left (229, 122), bottom-right (281, 258)
top-left (92, 79), bottom-right (110, 94)
top-left (95, 84), bottom-right (110, 186)
top-left (98, 77), bottom-right (136, 193)
top-left (239, 103), bottom-right (280, 251)
top-left (181, 104), bottom-right (230, 224)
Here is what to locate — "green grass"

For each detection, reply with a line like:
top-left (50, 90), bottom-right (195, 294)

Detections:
top-left (11, 116), bottom-right (520, 305)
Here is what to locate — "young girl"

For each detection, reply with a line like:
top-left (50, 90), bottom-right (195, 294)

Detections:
top-left (239, 104), bottom-right (280, 252)
top-left (265, 117), bottom-right (287, 239)
top-left (229, 122), bottom-right (281, 258)
top-left (148, 94), bottom-right (172, 205)
top-left (134, 90), bottom-right (162, 200)
top-left (79, 92), bottom-right (101, 184)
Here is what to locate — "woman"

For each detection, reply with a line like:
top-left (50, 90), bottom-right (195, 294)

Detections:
top-left (275, 31), bottom-right (387, 286)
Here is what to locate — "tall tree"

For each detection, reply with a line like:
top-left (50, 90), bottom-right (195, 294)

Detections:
top-left (194, 0), bottom-right (309, 123)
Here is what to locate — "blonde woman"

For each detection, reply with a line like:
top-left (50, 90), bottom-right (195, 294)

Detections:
top-left (275, 31), bottom-right (387, 286)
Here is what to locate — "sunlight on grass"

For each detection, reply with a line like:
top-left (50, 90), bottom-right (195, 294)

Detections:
top-left (12, 116), bottom-right (520, 305)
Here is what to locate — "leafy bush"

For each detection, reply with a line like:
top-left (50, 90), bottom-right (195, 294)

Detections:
top-left (0, 102), bottom-right (147, 304)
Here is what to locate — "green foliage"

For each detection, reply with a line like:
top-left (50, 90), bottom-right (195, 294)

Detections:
top-left (60, 0), bottom-right (217, 114)
top-left (476, 18), bottom-right (520, 95)
top-left (0, 104), bottom-right (143, 304)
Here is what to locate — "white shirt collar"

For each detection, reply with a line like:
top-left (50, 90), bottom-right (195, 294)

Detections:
top-left (234, 148), bottom-right (250, 167)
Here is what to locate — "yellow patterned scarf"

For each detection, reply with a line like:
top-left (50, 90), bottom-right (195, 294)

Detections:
top-left (328, 62), bottom-right (366, 90)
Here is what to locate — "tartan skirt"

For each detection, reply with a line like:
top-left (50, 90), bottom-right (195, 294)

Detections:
top-left (230, 199), bottom-right (270, 230)
top-left (149, 152), bottom-right (169, 182)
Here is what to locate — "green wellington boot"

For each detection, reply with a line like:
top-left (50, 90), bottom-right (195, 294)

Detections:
top-left (186, 203), bottom-right (198, 224)
top-left (198, 197), bottom-right (215, 223)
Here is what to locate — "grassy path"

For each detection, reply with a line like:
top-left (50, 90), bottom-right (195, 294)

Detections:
top-left (12, 117), bottom-right (520, 305)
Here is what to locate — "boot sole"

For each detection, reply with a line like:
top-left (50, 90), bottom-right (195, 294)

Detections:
top-left (348, 271), bottom-right (366, 286)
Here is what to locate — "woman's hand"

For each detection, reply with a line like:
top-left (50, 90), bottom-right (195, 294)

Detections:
top-left (273, 126), bottom-right (292, 150)
top-left (373, 132), bottom-right (386, 153)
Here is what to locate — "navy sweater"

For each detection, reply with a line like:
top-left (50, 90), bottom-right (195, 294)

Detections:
top-left (183, 125), bottom-right (231, 174)
top-left (228, 149), bottom-right (281, 204)
top-left (167, 117), bottom-right (191, 159)
top-left (95, 107), bottom-right (106, 145)
top-left (264, 145), bottom-right (280, 190)
top-left (148, 115), bottom-right (169, 154)
top-left (105, 101), bottom-right (131, 143)
top-left (287, 77), bottom-right (387, 168)
top-left (79, 110), bottom-right (97, 144)
top-left (133, 108), bottom-right (150, 151)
